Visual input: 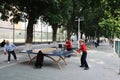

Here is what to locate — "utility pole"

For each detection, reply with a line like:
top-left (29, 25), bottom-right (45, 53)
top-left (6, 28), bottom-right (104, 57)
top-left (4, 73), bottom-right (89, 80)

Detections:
top-left (75, 17), bottom-right (84, 48)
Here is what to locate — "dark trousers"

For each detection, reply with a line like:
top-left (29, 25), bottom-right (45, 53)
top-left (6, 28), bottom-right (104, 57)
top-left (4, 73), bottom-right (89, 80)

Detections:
top-left (7, 50), bottom-right (17, 61)
top-left (66, 48), bottom-right (73, 51)
top-left (81, 52), bottom-right (89, 68)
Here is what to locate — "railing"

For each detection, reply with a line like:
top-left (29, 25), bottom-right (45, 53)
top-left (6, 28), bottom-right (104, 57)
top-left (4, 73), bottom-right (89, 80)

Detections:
top-left (0, 27), bottom-right (67, 43)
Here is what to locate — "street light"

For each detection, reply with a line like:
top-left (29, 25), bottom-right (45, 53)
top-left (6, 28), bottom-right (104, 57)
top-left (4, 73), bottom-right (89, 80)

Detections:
top-left (75, 16), bottom-right (84, 48)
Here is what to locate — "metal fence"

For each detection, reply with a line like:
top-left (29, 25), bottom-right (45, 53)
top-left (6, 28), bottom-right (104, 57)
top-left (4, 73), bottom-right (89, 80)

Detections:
top-left (0, 27), bottom-right (67, 43)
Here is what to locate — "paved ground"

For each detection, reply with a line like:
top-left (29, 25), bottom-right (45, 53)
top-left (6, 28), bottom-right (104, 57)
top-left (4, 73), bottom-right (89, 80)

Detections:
top-left (0, 42), bottom-right (120, 80)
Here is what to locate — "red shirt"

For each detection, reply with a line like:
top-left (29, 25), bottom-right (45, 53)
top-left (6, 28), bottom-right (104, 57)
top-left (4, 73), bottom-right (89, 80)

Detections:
top-left (77, 43), bottom-right (86, 52)
top-left (65, 40), bottom-right (72, 48)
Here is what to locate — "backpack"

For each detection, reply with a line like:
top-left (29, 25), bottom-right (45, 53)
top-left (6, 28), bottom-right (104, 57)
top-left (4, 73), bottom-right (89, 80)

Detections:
top-left (34, 51), bottom-right (44, 68)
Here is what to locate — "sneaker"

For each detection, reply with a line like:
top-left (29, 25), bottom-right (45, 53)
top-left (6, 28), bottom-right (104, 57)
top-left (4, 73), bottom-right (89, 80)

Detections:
top-left (80, 65), bottom-right (84, 67)
top-left (84, 67), bottom-right (89, 70)
top-left (7, 61), bottom-right (10, 63)
top-left (15, 59), bottom-right (19, 61)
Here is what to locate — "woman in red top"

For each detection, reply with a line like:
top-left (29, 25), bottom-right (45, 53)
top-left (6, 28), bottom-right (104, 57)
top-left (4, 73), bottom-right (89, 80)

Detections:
top-left (77, 40), bottom-right (89, 70)
top-left (65, 39), bottom-right (73, 51)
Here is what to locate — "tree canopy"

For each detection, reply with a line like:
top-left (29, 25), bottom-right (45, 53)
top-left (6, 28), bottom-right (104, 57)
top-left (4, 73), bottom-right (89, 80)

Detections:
top-left (0, 0), bottom-right (73, 42)
top-left (0, 0), bottom-right (120, 43)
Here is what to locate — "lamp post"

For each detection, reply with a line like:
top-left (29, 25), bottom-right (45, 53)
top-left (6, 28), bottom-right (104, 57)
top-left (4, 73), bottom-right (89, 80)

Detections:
top-left (75, 16), bottom-right (84, 48)
top-left (78, 18), bottom-right (80, 48)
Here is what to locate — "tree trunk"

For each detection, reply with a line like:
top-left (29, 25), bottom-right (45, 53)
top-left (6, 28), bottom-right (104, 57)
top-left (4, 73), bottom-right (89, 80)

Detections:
top-left (24, 15), bottom-right (35, 50)
top-left (66, 25), bottom-right (71, 40)
top-left (52, 24), bottom-right (58, 41)
top-left (66, 22), bottom-right (73, 40)
top-left (25, 17), bottom-right (35, 43)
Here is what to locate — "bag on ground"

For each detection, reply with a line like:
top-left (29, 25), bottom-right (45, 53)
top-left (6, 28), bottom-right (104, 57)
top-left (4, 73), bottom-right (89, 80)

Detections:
top-left (34, 51), bottom-right (44, 68)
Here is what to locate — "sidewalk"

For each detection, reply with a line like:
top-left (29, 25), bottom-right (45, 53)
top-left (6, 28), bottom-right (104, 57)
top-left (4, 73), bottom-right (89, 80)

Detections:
top-left (0, 42), bottom-right (120, 80)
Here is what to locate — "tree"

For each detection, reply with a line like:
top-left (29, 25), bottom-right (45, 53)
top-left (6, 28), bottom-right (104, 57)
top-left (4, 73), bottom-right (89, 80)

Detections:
top-left (0, 0), bottom-right (55, 43)
top-left (64, 0), bottom-right (120, 39)
top-left (1, 0), bottom-right (120, 44)
top-left (43, 0), bottom-right (73, 41)
top-left (0, 0), bottom-right (73, 43)
top-left (98, 0), bottom-right (120, 38)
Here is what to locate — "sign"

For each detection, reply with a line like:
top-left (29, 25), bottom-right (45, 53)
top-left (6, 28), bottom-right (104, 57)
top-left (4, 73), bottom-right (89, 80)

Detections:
top-left (80, 16), bottom-right (84, 21)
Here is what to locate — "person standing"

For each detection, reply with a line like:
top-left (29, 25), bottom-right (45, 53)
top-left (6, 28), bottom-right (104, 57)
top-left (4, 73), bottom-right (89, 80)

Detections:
top-left (3, 40), bottom-right (18, 63)
top-left (0, 40), bottom-right (6, 47)
top-left (76, 39), bottom-right (89, 70)
top-left (65, 39), bottom-right (73, 51)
